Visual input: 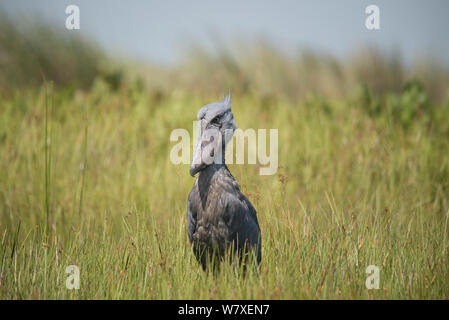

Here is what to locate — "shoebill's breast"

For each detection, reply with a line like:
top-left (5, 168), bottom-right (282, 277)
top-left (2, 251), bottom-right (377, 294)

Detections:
top-left (187, 164), bottom-right (261, 269)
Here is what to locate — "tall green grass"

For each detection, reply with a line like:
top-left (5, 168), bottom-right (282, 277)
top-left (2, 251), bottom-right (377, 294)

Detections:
top-left (0, 77), bottom-right (448, 299)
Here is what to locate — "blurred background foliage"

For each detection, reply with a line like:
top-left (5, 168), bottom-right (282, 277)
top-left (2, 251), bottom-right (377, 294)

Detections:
top-left (0, 14), bottom-right (104, 90)
top-left (2, 16), bottom-right (448, 142)
top-left (1, 15), bottom-right (449, 105)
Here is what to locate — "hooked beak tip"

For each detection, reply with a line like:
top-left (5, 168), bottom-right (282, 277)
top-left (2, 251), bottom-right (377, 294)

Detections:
top-left (190, 162), bottom-right (208, 177)
top-left (189, 165), bottom-right (200, 177)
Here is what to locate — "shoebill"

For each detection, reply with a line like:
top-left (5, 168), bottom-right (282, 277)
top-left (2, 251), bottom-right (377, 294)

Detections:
top-left (187, 93), bottom-right (262, 271)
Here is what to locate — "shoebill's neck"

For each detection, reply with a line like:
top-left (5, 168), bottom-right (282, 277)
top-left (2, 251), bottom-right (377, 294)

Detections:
top-left (198, 135), bottom-right (230, 180)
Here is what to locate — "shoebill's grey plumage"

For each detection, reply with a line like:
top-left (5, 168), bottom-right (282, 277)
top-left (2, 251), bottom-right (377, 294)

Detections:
top-left (187, 92), bottom-right (262, 270)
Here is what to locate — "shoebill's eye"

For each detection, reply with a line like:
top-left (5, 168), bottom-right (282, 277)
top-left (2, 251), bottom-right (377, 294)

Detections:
top-left (211, 114), bottom-right (222, 125)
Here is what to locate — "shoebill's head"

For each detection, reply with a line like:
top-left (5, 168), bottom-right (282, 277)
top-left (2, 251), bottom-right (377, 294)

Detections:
top-left (190, 92), bottom-right (237, 177)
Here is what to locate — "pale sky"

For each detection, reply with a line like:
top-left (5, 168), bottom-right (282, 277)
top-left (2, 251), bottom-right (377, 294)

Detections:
top-left (2, 0), bottom-right (449, 65)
